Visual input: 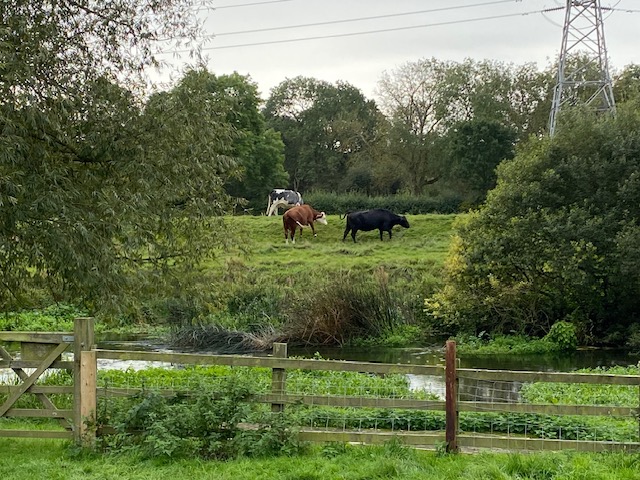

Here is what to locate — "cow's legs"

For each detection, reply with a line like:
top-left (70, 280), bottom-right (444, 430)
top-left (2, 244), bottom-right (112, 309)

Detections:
top-left (351, 229), bottom-right (357, 243)
top-left (268, 200), bottom-right (286, 216)
top-left (342, 226), bottom-right (351, 241)
top-left (286, 229), bottom-right (295, 244)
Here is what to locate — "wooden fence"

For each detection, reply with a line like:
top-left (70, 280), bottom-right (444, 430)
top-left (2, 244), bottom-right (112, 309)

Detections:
top-left (2, 317), bottom-right (640, 453)
top-left (0, 317), bottom-right (95, 443)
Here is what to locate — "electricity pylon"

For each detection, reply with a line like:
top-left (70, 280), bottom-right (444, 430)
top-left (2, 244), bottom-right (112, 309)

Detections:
top-left (548, 0), bottom-right (616, 136)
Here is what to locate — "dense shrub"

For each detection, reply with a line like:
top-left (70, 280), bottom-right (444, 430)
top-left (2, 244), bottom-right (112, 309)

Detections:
top-left (98, 376), bottom-right (303, 459)
top-left (302, 192), bottom-right (463, 215)
top-left (279, 271), bottom-right (413, 346)
top-left (543, 321), bottom-right (578, 351)
top-left (426, 102), bottom-right (640, 342)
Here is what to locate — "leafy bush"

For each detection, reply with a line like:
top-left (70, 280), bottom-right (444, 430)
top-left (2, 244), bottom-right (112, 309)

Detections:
top-left (425, 102), bottom-right (640, 342)
top-left (98, 376), bottom-right (302, 459)
top-left (544, 321), bottom-right (577, 351)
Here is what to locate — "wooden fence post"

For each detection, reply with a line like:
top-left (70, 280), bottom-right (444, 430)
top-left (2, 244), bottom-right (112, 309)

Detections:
top-left (80, 350), bottom-right (97, 446)
top-left (73, 317), bottom-right (94, 445)
top-left (271, 343), bottom-right (287, 413)
top-left (445, 339), bottom-right (459, 453)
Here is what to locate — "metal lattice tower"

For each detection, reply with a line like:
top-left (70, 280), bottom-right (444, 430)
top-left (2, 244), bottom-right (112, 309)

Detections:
top-left (548, 0), bottom-right (616, 136)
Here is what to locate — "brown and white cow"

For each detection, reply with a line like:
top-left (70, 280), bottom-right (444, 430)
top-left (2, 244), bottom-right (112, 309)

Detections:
top-left (283, 204), bottom-right (327, 244)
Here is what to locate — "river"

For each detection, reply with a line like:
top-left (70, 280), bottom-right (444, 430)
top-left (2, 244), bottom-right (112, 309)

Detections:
top-left (3, 335), bottom-right (638, 403)
top-left (94, 336), bottom-right (640, 402)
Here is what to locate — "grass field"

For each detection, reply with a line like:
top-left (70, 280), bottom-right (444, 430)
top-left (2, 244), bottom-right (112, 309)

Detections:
top-left (218, 213), bottom-right (457, 281)
top-left (2, 438), bottom-right (640, 480)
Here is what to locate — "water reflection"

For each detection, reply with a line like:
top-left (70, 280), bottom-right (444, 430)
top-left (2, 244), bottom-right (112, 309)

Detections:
top-left (287, 345), bottom-right (640, 402)
top-left (288, 345), bottom-right (640, 371)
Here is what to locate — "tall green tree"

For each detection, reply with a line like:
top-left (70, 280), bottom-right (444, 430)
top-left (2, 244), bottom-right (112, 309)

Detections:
top-left (0, 1), bottom-right (236, 313)
top-left (444, 119), bottom-right (516, 201)
top-left (264, 77), bottom-right (382, 192)
top-left (182, 71), bottom-right (288, 210)
top-left (426, 102), bottom-right (640, 344)
top-left (441, 59), bottom-right (552, 140)
top-left (613, 63), bottom-right (640, 104)
top-left (375, 58), bottom-right (452, 194)
top-left (375, 58), bottom-right (550, 195)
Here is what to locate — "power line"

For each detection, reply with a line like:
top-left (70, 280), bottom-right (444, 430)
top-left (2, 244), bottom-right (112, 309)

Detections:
top-left (194, 8), bottom-right (565, 51)
top-left (213, 0), bottom-right (521, 37)
top-left (213, 0), bottom-right (295, 9)
top-left (159, 2), bottom-right (638, 55)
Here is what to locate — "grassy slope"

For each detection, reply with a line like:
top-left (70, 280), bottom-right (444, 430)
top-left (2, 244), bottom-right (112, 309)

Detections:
top-left (2, 438), bottom-right (640, 480)
top-left (217, 213), bottom-right (457, 282)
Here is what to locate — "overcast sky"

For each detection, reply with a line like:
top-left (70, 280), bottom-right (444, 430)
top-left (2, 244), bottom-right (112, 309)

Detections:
top-left (158, 0), bottom-right (640, 101)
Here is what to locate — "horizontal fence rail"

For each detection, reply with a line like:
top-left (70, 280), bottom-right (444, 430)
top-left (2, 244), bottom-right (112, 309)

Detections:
top-left (95, 349), bottom-right (444, 376)
top-left (458, 368), bottom-right (640, 385)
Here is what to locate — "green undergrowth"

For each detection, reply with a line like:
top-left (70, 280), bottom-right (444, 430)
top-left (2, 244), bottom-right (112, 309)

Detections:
top-left (456, 334), bottom-right (561, 354)
top-left (94, 362), bottom-right (640, 446)
top-left (97, 361), bottom-right (429, 399)
top-left (455, 322), bottom-right (578, 355)
top-left (0, 303), bottom-right (166, 337)
top-left (0, 304), bottom-right (88, 332)
top-left (521, 365), bottom-right (640, 406)
top-left (2, 214), bottom-right (457, 348)
top-left (3, 361), bottom-right (640, 457)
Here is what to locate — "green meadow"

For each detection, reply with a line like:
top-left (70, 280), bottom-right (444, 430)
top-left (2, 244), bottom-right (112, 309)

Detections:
top-left (218, 213), bottom-right (456, 283)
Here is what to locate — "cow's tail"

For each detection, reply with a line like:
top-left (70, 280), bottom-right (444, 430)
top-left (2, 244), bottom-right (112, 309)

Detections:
top-left (340, 211), bottom-right (351, 220)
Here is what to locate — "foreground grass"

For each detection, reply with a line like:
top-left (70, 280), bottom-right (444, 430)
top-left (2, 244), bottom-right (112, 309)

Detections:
top-left (2, 438), bottom-right (640, 480)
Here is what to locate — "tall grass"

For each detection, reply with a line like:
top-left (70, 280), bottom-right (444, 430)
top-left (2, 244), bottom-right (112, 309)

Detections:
top-left (278, 269), bottom-right (406, 346)
top-left (164, 214), bottom-right (457, 348)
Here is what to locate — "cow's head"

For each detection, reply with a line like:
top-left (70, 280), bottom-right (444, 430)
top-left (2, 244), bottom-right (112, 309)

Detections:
top-left (399, 215), bottom-right (410, 228)
top-left (315, 212), bottom-right (328, 225)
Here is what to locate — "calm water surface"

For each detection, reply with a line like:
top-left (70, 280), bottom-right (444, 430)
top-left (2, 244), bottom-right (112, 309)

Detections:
top-left (285, 345), bottom-right (640, 401)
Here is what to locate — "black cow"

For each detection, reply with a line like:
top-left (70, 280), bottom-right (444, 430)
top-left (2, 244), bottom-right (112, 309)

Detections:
top-left (342, 209), bottom-right (410, 242)
top-left (266, 189), bottom-right (303, 216)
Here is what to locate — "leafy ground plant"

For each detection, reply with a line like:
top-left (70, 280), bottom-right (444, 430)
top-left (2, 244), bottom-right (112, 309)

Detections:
top-left (98, 376), bottom-right (303, 460)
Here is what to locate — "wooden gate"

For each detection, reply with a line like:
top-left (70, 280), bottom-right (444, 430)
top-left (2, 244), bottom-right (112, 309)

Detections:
top-left (0, 317), bottom-right (95, 444)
